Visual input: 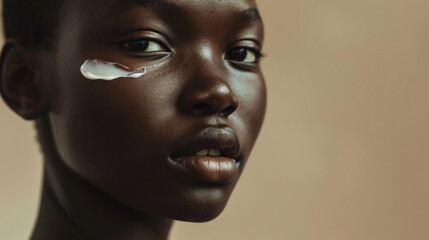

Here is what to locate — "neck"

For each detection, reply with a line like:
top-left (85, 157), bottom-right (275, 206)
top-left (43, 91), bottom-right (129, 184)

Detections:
top-left (31, 117), bottom-right (173, 240)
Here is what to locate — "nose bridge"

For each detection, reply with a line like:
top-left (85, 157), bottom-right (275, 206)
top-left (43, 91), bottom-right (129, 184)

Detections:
top-left (192, 42), bottom-right (221, 74)
top-left (178, 43), bottom-right (239, 117)
top-left (200, 44), bottom-right (215, 65)
top-left (186, 41), bottom-right (229, 89)
top-left (195, 54), bottom-right (225, 87)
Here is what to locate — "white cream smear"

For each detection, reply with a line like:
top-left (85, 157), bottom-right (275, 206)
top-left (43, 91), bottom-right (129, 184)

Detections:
top-left (80, 59), bottom-right (147, 81)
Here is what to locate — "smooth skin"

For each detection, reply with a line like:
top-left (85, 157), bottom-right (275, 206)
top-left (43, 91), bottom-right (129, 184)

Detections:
top-left (0, 0), bottom-right (265, 239)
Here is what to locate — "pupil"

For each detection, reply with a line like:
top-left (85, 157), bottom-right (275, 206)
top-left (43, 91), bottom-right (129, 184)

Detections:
top-left (127, 40), bottom-right (149, 51)
top-left (229, 48), bottom-right (247, 61)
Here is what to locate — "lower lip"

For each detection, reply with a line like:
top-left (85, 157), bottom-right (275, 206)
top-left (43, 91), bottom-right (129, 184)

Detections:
top-left (170, 156), bottom-right (239, 184)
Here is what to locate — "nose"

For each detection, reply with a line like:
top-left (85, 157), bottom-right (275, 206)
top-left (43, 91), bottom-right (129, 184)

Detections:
top-left (178, 66), bottom-right (239, 117)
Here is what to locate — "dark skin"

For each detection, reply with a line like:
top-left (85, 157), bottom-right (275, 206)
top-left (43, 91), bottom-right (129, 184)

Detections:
top-left (0, 0), bottom-right (265, 239)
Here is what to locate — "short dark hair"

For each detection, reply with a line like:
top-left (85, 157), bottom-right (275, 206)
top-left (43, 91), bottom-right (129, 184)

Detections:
top-left (2, 0), bottom-right (64, 50)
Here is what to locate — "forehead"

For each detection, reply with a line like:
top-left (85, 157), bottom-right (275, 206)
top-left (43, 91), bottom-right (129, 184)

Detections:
top-left (62, 0), bottom-right (261, 26)
top-left (58, 0), bottom-right (263, 51)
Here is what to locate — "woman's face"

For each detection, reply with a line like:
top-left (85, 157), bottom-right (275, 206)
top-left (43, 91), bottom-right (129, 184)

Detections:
top-left (45, 0), bottom-right (265, 221)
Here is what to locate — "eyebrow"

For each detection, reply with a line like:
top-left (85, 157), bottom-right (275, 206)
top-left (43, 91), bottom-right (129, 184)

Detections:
top-left (238, 8), bottom-right (262, 23)
top-left (129, 0), bottom-right (262, 23)
top-left (130, 0), bottom-right (182, 12)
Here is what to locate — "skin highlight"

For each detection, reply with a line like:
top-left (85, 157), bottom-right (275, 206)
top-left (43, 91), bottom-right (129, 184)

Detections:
top-left (0, 0), bottom-right (265, 239)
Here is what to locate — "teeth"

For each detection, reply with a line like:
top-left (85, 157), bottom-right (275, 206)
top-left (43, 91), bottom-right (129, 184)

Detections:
top-left (194, 149), bottom-right (221, 157)
top-left (195, 149), bottom-right (209, 156)
top-left (208, 149), bottom-right (220, 157)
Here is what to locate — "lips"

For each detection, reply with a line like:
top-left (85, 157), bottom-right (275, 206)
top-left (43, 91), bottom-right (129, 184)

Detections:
top-left (169, 127), bottom-right (241, 184)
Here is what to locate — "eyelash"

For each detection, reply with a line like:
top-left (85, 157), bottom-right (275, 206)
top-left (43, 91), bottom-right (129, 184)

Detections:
top-left (120, 38), bottom-right (263, 64)
top-left (120, 38), bottom-right (168, 53)
top-left (225, 47), bottom-right (263, 64)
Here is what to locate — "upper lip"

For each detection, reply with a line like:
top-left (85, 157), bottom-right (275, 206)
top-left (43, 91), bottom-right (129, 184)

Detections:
top-left (170, 127), bottom-right (241, 160)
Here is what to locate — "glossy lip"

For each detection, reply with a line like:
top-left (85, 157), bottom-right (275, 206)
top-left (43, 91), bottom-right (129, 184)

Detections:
top-left (169, 127), bottom-right (242, 184)
top-left (170, 127), bottom-right (241, 161)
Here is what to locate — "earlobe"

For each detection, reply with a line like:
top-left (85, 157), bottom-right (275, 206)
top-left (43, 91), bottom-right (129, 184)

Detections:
top-left (0, 41), bottom-right (49, 120)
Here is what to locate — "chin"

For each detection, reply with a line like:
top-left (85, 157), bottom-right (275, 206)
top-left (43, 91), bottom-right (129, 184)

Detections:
top-left (171, 181), bottom-right (237, 222)
top-left (126, 182), bottom-right (236, 223)
top-left (169, 200), bottom-right (229, 223)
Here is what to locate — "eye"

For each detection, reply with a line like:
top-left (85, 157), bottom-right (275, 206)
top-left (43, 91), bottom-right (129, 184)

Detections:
top-left (226, 47), bottom-right (260, 63)
top-left (122, 39), bottom-right (167, 53)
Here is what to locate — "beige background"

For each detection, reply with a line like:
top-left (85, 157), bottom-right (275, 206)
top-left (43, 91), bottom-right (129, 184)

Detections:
top-left (1, 0), bottom-right (429, 239)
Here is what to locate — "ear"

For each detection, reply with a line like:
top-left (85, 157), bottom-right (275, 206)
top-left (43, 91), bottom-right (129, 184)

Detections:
top-left (0, 40), bottom-right (49, 120)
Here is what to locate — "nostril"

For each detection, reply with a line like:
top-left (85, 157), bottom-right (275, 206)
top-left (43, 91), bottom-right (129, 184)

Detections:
top-left (185, 89), bottom-right (239, 116)
top-left (192, 103), bottom-right (210, 112)
top-left (220, 105), bottom-right (237, 117)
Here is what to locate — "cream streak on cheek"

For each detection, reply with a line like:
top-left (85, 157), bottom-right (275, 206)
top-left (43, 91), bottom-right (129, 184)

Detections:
top-left (80, 59), bottom-right (147, 81)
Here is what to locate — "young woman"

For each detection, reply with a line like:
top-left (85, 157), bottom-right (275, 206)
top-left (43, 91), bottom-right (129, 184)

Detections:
top-left (0, 0), bottom-right (266, 239)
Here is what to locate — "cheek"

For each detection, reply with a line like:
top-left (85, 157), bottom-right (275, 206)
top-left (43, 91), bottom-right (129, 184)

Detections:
top-left (49, 61), bottom-right (177, 185)
top-left (233, 73), bottom-right (267, 158)
top-left (48, 68), bottom-right (202, 218)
